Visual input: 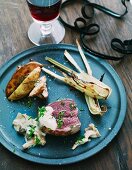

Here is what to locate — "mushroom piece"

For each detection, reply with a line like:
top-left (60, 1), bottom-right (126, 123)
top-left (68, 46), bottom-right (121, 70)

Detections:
top-left (13, 113), bottom-right (46, 149)
top-left (13, 113), bottom-right (37, 134)
top-left (72, 123), bottom-right (101, 150)
top-left (23, 127), bottom-right (46, 149)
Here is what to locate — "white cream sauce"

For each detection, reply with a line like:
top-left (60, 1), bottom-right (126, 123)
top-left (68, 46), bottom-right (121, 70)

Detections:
top-left (13, 106), bottom-right (57, 149)
top-left (39, 106), bottom-right (57, 130)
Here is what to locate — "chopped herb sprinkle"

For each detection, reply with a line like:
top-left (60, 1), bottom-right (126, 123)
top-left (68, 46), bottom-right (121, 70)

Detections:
top-left (35, 117), bottom-right (39, 121)
top-left (28, 126), bottom-right (36, 139)
top-left (77, 135), bottom-right (85, 140)
top-left (38, 106), bottom-right (46, 118)
top-left (35, 136), bottom-right (41, 145)
top-left (27, 99), bottom-right (33, 108)
top-left (76, 138), bottom-right (86, 145)
top-left (69, 103), bottom-right (76, 111)
top-left (57, 111), bottom-right (65, 128)
top-left (22, 98), bottom-right (33, 108)
top-left (76, 135), bottom-right (85, 144)
top-left (28, 116), bottom-right (32, 120)
top-left (57, 119), bottom-right (63, 128)
top-left (58, 111), bottom-right (65, 117)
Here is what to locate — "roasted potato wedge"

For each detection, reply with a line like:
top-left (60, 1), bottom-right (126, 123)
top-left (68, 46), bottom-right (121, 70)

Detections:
top-left (6, 61), bottom-right (43, 97)
top-left (8, 67), bottom-right (41, 100)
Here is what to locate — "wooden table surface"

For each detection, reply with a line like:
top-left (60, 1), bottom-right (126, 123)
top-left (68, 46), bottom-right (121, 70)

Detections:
top-left (0, 0), bottom-right (132, 169)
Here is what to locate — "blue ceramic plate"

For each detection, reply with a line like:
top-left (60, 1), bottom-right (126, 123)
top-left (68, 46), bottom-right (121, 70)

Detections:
top-left (0, 44), bottom-right (127, 165)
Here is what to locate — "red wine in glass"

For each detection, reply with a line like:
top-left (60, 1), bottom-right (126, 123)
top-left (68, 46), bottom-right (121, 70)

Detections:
top-left (26, 0), bottom-right (65, 45)
top-left (26, 0), bottom-right (62, 22)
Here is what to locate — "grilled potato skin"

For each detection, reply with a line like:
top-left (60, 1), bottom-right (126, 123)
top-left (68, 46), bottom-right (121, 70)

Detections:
top-left (6, 61), bottom-right (43, 97)
top-left (8, 67), bottom-right (41, 101)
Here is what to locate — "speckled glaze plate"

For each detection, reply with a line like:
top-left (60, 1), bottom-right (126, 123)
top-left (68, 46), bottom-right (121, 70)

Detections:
top-left (0, 44), bottom-right (127, 165)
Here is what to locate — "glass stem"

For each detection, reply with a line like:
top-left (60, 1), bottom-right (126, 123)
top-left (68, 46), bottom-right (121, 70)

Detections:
top-left (40, 23), bottom-right (52, 36)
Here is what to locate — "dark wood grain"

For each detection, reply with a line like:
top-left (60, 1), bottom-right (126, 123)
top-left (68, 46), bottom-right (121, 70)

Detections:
top-left (0, 0), bottom-right (132, 170)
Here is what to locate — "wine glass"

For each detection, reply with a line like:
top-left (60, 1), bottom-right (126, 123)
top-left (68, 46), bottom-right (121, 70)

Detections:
top-left (26, 0), bottom-right (65, 45)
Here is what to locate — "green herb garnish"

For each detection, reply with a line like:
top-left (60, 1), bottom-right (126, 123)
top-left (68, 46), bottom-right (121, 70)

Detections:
top-left (57, 119), bottom-right (63, 128)
top-left (35, 117), bottom-right (39, 121)
top-left (22, 98), bottom-right (33, 108)
top-left (58, 111), bottom-right (65, 117)
top-left (38, 106), bottom-right (46, 117)
top-left (76, 135), bottom-right (86, 145)
top-left (28, 116), bottom-right (32, 120)
top-left (27, 99), bottom-right (33, 108)
top-left (23, 98), bottom-right (33, 108)
top-left (77, 135), bottom-right (85, 140)
top-left (57, 111), bottom-right (65, 128)
top-left (28, 125), bottom-right (36, 139)
top-left (35, 136), bottom-right (41, 145)
top-left (69, 103), bottom-right (76, 111)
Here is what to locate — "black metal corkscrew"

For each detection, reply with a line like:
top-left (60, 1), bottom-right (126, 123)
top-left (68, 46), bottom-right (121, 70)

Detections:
top-left (59, 0), bottom-right (132, 60)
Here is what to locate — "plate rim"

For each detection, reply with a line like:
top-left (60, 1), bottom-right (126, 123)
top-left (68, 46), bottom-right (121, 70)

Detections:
top-left (0, 44), bottom-right (127, 165)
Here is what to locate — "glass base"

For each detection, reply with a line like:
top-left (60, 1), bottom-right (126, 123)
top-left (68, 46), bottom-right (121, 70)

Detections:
top-left (28, 19), bottom-right (65, 45)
